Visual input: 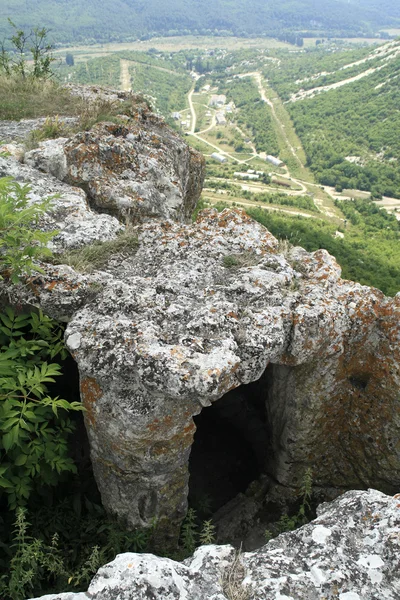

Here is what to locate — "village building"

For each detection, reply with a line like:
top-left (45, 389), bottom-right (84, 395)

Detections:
top-left (215, 112), bottom-right (227, 126)
top-left (234, 172), bottom-right (260, 180)
top-left (209, 94), bottom-right (226, 107)
top-left (211, 152), bottom-right (228, 163)
top-left (266, 155), bottom-right (284, 167)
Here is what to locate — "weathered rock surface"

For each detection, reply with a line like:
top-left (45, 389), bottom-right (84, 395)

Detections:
top-left (1, 92), bottom-right (399, 538)
top-left (0, 156), bottom-right (123, 251)
top-left (64, 83), bottom-right (132, 104)
top-left (25, 113), bottom-right (205, 223)
top-left (0, 116), bottom-right (79, 142)
top-left (30, 489), bottom-right (400, 600)
top-left (2, 194), bottom-right (400, 536)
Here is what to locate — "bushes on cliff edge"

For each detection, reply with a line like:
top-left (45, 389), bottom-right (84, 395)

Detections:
top-left (0, 177), bottom-right (83, 507)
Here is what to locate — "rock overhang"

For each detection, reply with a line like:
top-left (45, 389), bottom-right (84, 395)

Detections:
top-left (62, 207), bottom-right (341, 401)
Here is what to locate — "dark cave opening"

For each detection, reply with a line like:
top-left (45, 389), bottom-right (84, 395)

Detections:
top-left (188, 368), bottom-right (272, 515)
top-left (46, 353), bottom-right (94, 488)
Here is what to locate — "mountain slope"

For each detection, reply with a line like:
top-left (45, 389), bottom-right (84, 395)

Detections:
top-left (278, 40), bottom-right (400, 197)
top-left (350, 0), bottom-right (400, 19)
top-left (1, 0), bottom-right (399, 44)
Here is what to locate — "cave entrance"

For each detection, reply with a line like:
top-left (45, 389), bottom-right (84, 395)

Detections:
top-left (47, 352), bottom-right (92, 485)
top-left (188, 367), bottom-right (272, 515)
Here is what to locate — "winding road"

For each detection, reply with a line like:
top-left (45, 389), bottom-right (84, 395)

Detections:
top-left (186, 70), bottom-right (396, 221)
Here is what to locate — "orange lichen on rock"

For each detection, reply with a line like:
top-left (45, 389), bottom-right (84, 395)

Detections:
top-left (80, 377), bottom-right (103, 427)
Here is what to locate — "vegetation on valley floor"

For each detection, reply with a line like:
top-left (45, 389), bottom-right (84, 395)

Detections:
top-left (217, 77), bottom-right (279, 155)
top-left (265, 42), bottom-right (400, 197)
top-left (249, 204), bottom-right (400, 296)
top-left (2, 0), bottom-right (399, 45)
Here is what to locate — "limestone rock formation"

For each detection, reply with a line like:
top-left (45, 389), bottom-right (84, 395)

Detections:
top-left (30, 489), bottom-right (400, 600)
top-left (1, 150), bottom-right (399, 536)
top-left (1, 97), bottom-right (399, 541)
top-left (25, 115), bottom-right (205, 223)
top-left (0, 156), bottom-right (123, 251)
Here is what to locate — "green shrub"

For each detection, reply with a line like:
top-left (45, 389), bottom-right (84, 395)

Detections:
top-left (0, 307), bottom-right (83, 509)
top-left (0, 503), bottom-right (155, 600)
top-left (0, 177), bottom-right (56, 284)
top-left (265, 468), bottom-right (314, 539)
top-left (0, 178), bottom-right (83, 505)
top-left (0, 20), bottom-right (55, 81)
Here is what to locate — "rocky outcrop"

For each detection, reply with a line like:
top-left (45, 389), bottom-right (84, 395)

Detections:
top-left (2, 187), bottom-right (399, 537)
top-left (1, 96), bottom-right (399, 541)
top-left (0, 156), bottom-right (123, 251)
top-left (25, 115), bottom-right (205, 223)
top-left (30, 489), bottom-right (400, 600)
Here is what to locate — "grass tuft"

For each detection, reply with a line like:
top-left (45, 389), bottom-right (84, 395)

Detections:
top-left (52, 229), bottom-right (139, 273)
top-left (223, 252), bottom-right (260, 269)
top-left (0, 74), bottom-right (149, 132)
top-left (0, 75), bottom-right (85, 120)
top-left (220, 549), bottom-right (251, 600)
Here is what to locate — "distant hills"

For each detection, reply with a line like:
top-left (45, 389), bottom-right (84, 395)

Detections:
top-left (1, 0), bottom-right (399, 45)
top-left (348, 0), bottom-right (400, 19)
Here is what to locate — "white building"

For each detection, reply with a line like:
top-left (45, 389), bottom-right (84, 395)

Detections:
top-left (211, 152), bottom-right (228, 163)
top-left (266, 155), bottom-right (284, 167)
top-left (215, 112), bottom-right (227, 126)
top-left (234, 172), bottom-right (259, 180)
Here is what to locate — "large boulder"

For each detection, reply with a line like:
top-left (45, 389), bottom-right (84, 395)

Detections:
top-left (25, 110), bottom-right (205, 224)
top-left (3, 199), bottom-right (399, 538)
top-left (30, 489), bottom-right (400, 600)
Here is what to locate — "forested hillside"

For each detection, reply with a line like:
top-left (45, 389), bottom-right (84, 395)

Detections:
top-left (1, 0), bottom-right (399, 44)
top-left (351, 0), bottom-right (400, 19)
top-left (267, 41), bottom-right (400, 197)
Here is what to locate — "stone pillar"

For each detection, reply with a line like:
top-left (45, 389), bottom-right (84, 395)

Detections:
top-left (79, 373), bottom-right (200, 543)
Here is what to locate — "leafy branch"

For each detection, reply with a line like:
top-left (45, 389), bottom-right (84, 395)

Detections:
top-left (0, 19), bottom-right (55, 80)
top-left (0, 177), bottom-right (57, 284)
top-left (0, 307), bottom-right (84, 509)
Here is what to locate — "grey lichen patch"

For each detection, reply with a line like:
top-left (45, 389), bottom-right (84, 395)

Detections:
top-left (24, 107), bottom-right (205, 225)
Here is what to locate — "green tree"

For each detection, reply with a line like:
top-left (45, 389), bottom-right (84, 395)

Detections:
top-left (0, 20), bottom-right (55, 79)
top-left (65, 52), bottom-right (74, 67)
